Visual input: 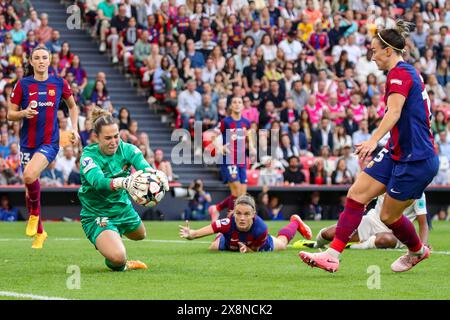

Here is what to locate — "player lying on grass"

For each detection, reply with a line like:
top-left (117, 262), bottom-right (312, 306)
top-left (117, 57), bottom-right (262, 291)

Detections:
top-left (179, 194), bottom-right (312, 252)
top-left (78, 107), bottom-right (169, 271)
top-left (294, 193), bottom-right (429, 250)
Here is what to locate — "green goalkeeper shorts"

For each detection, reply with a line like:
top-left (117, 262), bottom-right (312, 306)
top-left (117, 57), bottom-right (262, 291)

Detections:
top-left (81, 208), bottom-right (142, 246)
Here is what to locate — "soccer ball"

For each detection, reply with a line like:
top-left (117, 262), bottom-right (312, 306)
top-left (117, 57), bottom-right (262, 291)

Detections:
top-left (141, 173), bottom-right (166, 207)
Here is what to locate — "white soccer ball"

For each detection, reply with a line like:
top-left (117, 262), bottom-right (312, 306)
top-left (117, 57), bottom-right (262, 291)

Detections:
top-left (142, 173), bottom-right (166, 207)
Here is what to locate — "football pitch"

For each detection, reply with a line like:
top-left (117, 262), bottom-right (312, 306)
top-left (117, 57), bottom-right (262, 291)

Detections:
top-left (0, 221), bottom-right (449, 300)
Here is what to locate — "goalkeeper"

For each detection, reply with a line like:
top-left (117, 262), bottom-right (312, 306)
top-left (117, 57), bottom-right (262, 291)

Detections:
top-left (78, 107), bottom-right (169, 271)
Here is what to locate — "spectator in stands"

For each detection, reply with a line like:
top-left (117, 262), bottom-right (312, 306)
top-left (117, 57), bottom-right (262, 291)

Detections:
top-left (283, 155), bottom-right (306, 185)
top-left (177, 79), bottom-right (202, 129)
top-left (154, 149), bottom-right (175, 182)
top-left (288, 121), bottom-right (308, 155)
top-left (256, 189), bottom-right (270, 220)
top-left (137, 132), bottom-right (154, 164)
top-left (432, 111), bottom-right (447, 136)
top-left (68, 157), bottom-right (81, 185)
top-left (309, 158), bottom-right (328, 185)
top-left (290, 80), bottom-right (308, 112)
top-left (340, 144), bottom-right (360, 178)
top-left (301, 191), bottom-right (323, 220)
top-left (68, 55), bottom-right (88, 91)
top-left (23, 9), bottom-right (40, 33)
top-left (331, 158), bottom-right (354, 185)
top-left (195, 93), bottom-right (218, 130)
top-left (267, 195), bottom-right (284, 220)
top-left (59, 41), bottom-right (74, 70)
top-left (97, 0), bottom-right (118, 52)
top-left (12, 0), bottom-right (32, 23)
top-left (306, 22), bottom-right (330, 55)
top-left (411, 18), bottom-right (429, 51)
top-left (352, 119), bottom-right (371, 147)
top-left (0, 131), bottom-right (9, 158)
top-left (184, 178), bottom-right (212, 220)
top-left (118, 107), bottom-right (131, 131)
top-left (59, 117), bottom-right (73, 148)
top-left (0, 194), bottom-right (19, 221)
top-left (55, 145), bottom-right (76, 183)
top-left (133, 30), bottom-right (151, 69)
top-left (5, 142), bottom-right (20, 178)
top-left (280, 97), bottom-right (299, 128)
top-left (277, 133), bottom-right (300, 167)
top-left (437, 130), bottom-right (450, 161)
top-left (342, 107), bottom-right (358, 136)
top-left (433, 156), bottom-right (450, 185)
top-left (258, 156), bottom-right (284, 186)
top-left (333, 124), bottom-right (352, 156)
top-left (90, 80), bottom-right (112, 111)
top-left (8, 44), bottom-right (25, 72)
top-left (108, 4), bottom-right (129, 64)
top-left (45, 30), bottom-right (61, 53)
top-left (311, 117), bottom-right (333, 156)
top-left (34, 13), bottom-right (52, 44)
top-left (40, 160), bottom-right (64, 187)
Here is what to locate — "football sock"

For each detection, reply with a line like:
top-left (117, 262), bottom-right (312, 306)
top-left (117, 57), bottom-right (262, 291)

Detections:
top-left (314, 228), bottom-right (329, 248)
top-left (105, 259), bottom-right (127, 272)
top-left (329, 198), bottom-right (365, 254)
top-left (37, 215), bottom-right (43, 234)
top-left (26, 180), bottom-right (41, 215)
top-left (228, 195), bottom-right (237, 211)
top-left (216, 196), bottom-right (231, 212)
top-left (386, 215), bottom-right (423, 253)
top-left (277, 220), bottom-right (298, 242)
top-left (349, 235), bottom-right (377, 249)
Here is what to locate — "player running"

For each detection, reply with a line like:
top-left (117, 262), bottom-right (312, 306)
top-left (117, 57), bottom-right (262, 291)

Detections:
top-left (208, 97), bottom-right (255, 220)
top-left (78, 107), bottom-right (169, 271)
top-left (299, 20), bottom-right (439, 273)
top-left (295, 193), bottom-right (429, 250)
top-left (7, 46), bottom-right (79, 249)
top-left (179, 194), bottom-right (312, 252)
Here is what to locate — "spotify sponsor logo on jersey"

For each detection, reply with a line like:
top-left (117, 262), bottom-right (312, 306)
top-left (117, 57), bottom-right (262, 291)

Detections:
top-left (37, 101), bottom-right (55, 107)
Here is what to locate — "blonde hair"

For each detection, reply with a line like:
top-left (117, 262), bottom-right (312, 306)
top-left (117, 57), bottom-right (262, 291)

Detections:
top-left (234, 194), bottom-right (256, 212)
top-left (91, 106), bottom-right (117, 134)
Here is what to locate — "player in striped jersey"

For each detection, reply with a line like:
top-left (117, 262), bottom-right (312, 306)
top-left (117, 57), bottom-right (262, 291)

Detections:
top-left (7, 46), bottom-right (79, 248)
top-left (179, 194), bottom-right (312, 252)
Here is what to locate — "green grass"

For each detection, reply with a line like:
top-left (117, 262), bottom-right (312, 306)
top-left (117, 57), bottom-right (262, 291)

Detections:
top-left (0, 221), bottom-right (449, 300)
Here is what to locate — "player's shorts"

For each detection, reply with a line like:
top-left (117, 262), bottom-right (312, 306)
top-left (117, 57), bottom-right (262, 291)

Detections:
top-left (20, 144), bottom-right (60, 170)
top-left (357, 209), bottom-right (391, 242)
top-left (81, 208), bottom-right (142, 246)
top-left (221, 165), bottom-right (247, 184)
top-left (217, 233), bottom-right (274, 252)
top-left (364, 149), bottom-right (439, 201)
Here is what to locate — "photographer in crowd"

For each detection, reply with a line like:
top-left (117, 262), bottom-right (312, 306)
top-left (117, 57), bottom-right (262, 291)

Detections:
top-left (184, 179), bottom-right (212, 221)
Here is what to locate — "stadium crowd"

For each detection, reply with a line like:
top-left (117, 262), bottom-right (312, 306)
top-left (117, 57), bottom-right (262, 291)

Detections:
top-left (0, 0), bottom-right (449, 191)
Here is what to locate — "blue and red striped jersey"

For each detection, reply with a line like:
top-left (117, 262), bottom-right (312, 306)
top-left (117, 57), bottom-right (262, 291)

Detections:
top-left (211, 216), bottom-right (269, 251)
top-left (10, 75), bottom-right (73, 148)
top-left (384, 61), bottom-right (437, 162)
top-left (220, 116), bottom-right (251, 167)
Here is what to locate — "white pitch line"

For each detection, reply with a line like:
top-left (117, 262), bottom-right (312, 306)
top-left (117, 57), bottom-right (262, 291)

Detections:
top-left (0, 238), bottom-right (450, 255)
top-left (0, 291), bottom-right (70, 300)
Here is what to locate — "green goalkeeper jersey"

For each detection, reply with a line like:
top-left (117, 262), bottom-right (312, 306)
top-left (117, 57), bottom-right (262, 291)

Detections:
top-left (78, 140), bottom-right (151, 218)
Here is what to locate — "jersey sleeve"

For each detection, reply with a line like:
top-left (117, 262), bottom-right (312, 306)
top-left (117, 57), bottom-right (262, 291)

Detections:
top-left (124, 142), bottom-right (152, 171)
top-left (211, 218), bottom-right (232, 233)
top-left (80, 155), bottom-right (113, 191)
top-left (414, 194), bottom-right (427, 216)
top-left (62, 79), bottom-right (73, 99)
top-left (10, 80), bottom-right (23, 105)
top-left (386, 68), bottom-right (413, 99)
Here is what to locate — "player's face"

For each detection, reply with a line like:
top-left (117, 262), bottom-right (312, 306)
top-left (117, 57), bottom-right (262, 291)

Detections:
top-left (98, 124), bottom-right (120, 156)
top-left (231, 97), bottom-right (243, 115)
top-left (31, 49), bottom-right (50, 75)
top-left (233, 204), bottom-right (255, 232)
top-left (370, 39), bottom-right (391, 71)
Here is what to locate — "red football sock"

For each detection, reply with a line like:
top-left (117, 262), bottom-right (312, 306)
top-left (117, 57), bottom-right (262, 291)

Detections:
top-left (228, 195), bottom-right (237, 211)
top-left (386, 215), bottom-right (422, 253)
top-left (26, 180), bottom-right (41, 215)
top-left (330, 198), bottom-right (365, 253)
top-left (215, 196), bottom-right (230, 212)
top-left (37, 215), bottom-right (44, 234)
top-left (277, 221), bottom-right (298, 243)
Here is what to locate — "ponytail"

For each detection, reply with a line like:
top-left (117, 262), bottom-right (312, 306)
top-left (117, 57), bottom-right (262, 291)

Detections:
top-left (91, 106), bottom-right (117, 134)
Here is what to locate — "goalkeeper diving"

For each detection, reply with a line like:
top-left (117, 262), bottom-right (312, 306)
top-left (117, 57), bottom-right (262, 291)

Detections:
top-left (78, 107), bottom-right (169, 271)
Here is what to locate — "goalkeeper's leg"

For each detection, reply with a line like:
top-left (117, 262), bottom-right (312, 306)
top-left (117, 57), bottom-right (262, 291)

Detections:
top-left (124, 222), bottom-right (146, 241)
top-left (96, 230), bottom-right (147, 271)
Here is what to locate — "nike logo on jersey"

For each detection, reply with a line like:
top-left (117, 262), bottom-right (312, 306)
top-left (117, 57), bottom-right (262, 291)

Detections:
top-left (29, 92), bottom-right (37, 96)
top-left (390, 188), bottom-right (401, 194)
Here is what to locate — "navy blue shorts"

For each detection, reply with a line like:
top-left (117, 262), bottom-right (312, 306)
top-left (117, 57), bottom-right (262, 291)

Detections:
top-left (218, 234), bottom-right (274, 252)
top-left (221, 165), bottom-right (247, 184)
top-left (20, 144), bottom-right (60, 170)
top-left (364, 148), bottom-right (439, 201)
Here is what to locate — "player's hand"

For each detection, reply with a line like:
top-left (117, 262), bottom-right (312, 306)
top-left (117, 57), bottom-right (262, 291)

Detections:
top-left (112, 170), bottom-right (147, 192)
top-left (179, 220), bottom-right (194, 240)
top-left (355, 139), bottom-right (377, 160)
top-left (238, 242), bottom-right (249, 254)
top-left (22, 107), bottom-right (39, 119)
top-left (71, 130), bottom-right (80, 145)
